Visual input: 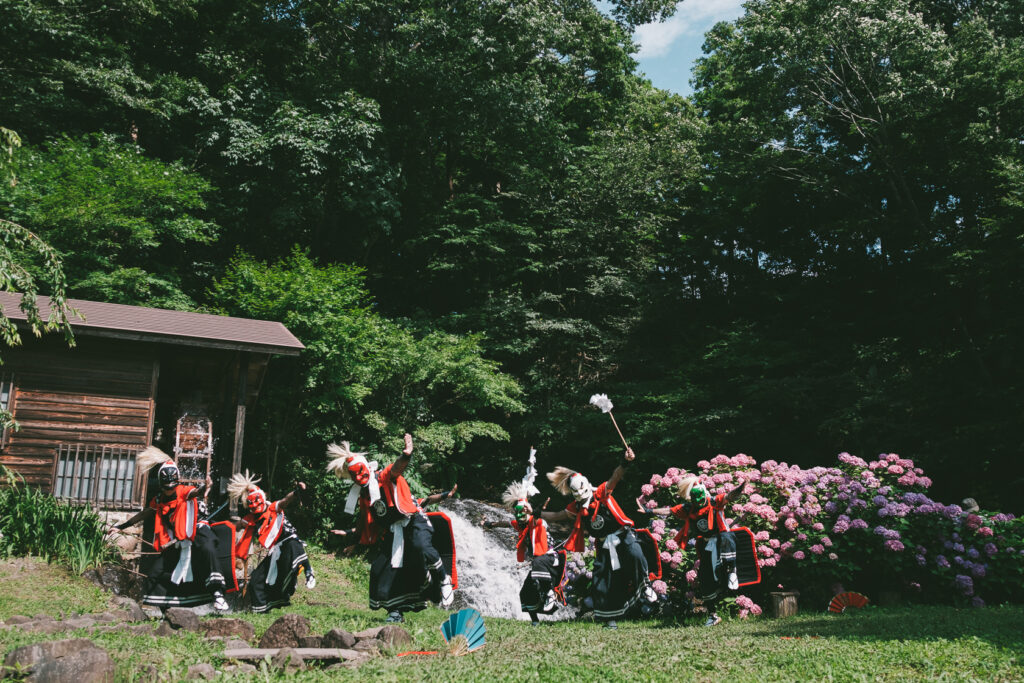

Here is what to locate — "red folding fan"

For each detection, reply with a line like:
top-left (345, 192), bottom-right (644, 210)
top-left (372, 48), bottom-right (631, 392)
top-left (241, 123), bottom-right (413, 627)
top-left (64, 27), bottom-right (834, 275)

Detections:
top-left (828, 591), bottom-right (869, 613)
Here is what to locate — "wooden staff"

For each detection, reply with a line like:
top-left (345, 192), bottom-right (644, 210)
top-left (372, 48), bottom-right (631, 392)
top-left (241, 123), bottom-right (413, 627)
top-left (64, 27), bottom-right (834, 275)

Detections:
top-left (589, 393), bottom-right (630, 451)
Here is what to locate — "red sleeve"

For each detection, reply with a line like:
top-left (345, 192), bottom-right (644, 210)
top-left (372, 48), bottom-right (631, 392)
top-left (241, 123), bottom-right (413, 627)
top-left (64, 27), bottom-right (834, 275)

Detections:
top-left (378, 463), bottom-right (395, 488)
top-left (565, 501), bottom-right (579, 516)
top-left (595, 482), bottom-right (608, 500)
top-left (670, 504), bottom-right (686, 518)
top-left (235, 514), bottom-right (256, 557)
top-left (714, 493), bottom-right (727, 509)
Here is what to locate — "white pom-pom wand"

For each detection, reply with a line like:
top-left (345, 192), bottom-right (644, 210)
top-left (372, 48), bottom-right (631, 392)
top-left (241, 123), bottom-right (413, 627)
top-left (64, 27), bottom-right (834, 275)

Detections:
top-left (589, 393), bottom-right (630, 451)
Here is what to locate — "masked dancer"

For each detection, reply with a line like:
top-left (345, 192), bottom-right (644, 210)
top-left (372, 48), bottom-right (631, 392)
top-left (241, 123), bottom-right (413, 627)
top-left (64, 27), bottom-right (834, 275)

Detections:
top-left (542, 448), bottom-right (660, 628)
top-left (113, 447), bottom-right (230, 610)
top-left (482, 448), bottom-right (566, 624)
top-left (647, 476), bottom-right (760, 626)
top-left (228, 471), bottom-right (315, 612)
top-left (327, 433), bottom-right (457, 623)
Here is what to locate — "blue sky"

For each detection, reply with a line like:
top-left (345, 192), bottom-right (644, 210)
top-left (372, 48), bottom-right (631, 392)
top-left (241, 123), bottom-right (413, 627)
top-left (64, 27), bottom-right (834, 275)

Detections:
top-left (630, 0), bottom-right (747, 96)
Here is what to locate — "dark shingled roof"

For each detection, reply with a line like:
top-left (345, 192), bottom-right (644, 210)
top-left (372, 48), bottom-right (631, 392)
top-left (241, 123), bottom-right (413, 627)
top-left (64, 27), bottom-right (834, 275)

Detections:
top-left (0, 292), bottom-right (304, 356)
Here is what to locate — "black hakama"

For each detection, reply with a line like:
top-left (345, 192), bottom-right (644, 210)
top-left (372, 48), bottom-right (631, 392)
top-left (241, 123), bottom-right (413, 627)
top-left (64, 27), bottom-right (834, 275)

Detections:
top-left (247, 535), bottom-right (309, 613)
top-left (141, 524), bottom-right (230, 608)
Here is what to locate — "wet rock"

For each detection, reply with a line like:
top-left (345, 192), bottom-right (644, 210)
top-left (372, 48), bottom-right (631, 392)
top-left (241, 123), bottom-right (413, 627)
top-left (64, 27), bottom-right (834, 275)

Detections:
top-left (164, 607), bottom-right (200, 632)
top-left (201, 618), bottom-right (254, 641)
top-left (322, 628), bottom-right (356, 649)
top-left (270, 648), bottom-right (305, 673)
top-left (257, 614), bottom-right (310, 649)
top-left (377, 624), bottom-right (413, 648)
top-left (186, 663), bottom-right (217, 680)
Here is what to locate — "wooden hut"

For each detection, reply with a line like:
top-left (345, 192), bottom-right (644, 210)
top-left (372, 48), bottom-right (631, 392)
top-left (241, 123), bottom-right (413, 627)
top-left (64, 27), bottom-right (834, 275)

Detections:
top-left (0, 292), bottom-right (303, 510)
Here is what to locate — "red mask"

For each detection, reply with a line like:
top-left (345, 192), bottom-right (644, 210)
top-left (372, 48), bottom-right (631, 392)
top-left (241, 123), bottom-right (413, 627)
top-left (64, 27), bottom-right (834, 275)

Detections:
top-left (347, 460), bottom-right (371, 486)
top-left (246, 488), bottom-right (268, 514)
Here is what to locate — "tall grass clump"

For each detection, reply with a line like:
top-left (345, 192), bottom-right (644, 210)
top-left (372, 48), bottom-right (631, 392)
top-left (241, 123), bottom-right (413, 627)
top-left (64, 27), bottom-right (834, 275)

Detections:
top-left (0, 467), bottom-right (118, 573)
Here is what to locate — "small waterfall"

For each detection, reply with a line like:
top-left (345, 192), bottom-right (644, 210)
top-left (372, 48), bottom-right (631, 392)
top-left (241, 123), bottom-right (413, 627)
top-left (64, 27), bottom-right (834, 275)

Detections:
top-left (436, 499), bottom-right (576, 621)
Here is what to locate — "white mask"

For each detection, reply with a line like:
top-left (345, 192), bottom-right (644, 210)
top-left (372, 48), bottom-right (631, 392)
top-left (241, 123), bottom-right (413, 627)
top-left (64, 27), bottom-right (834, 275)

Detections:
top-left (569, 473), bottom-right (594, 504)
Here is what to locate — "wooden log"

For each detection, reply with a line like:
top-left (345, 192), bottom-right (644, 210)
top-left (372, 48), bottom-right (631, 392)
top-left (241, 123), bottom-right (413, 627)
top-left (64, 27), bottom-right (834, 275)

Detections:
top-left (769, 591), bottom-right (799, 618)
top-left (221, 648), bottom-right (366, 662)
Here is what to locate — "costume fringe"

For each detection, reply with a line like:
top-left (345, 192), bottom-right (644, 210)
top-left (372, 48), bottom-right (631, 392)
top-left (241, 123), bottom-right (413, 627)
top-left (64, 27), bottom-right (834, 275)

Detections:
top-left (137, 445), bottom-right (172, 475)
top-left (546, 466), bottom-right (577, 496)
top-left (326, 441), bottom-right (367, 480)
top-left (676, 475), bottom-right (699, 500)
top-left (502, 481), bottom-right (531, 510)
top-left (227, 470), bottom-right (261, 506)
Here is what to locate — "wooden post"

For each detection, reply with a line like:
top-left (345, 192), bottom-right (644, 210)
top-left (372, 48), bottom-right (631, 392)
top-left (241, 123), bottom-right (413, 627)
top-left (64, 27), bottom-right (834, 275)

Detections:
top-left (769, 591), bottom-right (799, 618)
top-left (230, 353), bottom-right (249, 514)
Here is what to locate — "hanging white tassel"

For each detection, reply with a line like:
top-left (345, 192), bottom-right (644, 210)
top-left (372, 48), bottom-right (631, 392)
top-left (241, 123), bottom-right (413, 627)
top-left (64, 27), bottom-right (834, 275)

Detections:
top-left (589, 393), bottom-right (614, 413)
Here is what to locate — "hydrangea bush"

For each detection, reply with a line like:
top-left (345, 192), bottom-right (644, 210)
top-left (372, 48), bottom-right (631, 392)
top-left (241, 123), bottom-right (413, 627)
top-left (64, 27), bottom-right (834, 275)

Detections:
top-left (637, 453), bottom-right (1024, 614)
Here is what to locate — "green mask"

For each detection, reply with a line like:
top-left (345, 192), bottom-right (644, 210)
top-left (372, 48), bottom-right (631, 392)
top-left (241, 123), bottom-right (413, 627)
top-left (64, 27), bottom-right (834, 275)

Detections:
top-left (514, 503), bottom-right (528, 522)
top-left (690, 485), bottom-right (707, 507)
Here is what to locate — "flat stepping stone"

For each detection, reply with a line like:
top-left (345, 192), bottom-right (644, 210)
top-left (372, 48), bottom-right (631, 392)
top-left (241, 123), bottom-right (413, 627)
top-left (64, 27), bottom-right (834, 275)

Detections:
top-left (222, 647), bottom-right (367, 662)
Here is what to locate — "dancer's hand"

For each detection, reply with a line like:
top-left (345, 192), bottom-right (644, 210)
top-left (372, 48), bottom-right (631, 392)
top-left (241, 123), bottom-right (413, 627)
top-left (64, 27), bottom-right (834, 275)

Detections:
top-left (541, 497), bottom-right (550, 511)
top-left (295, 482), bottom-right (307, 491)
top-left (403, 433), bottom-right (413, 455)
top-left (341, 544), bottom-right (357, 556)
top-left (636, 496), bottom-right (646, 514)
top-left (330, 529), bottom-right (348, 537)
top-left (447, 484), bottom-right (458, 499)
top-left (624, 447), bottom-right (635, 462)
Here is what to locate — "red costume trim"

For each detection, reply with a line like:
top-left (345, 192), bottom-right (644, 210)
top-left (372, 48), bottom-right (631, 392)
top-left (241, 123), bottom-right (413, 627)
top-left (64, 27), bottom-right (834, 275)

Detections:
top-left (235, 501), bottom-right (286, 558)
top-left (210, 520), bottom-right (240, 593)
top-left (426, 511), bottom-right (459, 589)
top-left (148, 485), bottom-right (198, 552)
top-left (511, 516), bottom-right (549, 562)
top-left (670, 492), bottom-right (728, 546)
top-left (379, 463), bottom-right (420, 516)
top-left (564, 482), bottom-right (634, 552)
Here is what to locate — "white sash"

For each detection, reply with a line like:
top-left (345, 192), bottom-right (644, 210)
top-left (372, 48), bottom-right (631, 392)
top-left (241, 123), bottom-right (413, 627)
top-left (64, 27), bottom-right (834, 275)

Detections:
top-left (390, 517), bottom-right (412, 568)
top-left (603, 532), bottom-right (622, 572)
top-left (171, 540), bottom-right (194, 584)
top-left (266, 543), bottom-right (282, 586)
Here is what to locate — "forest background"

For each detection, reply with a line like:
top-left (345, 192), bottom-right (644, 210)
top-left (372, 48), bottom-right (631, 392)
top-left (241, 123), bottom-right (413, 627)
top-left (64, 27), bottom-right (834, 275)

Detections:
top-left (2, 0), bottom-right (1023, 516)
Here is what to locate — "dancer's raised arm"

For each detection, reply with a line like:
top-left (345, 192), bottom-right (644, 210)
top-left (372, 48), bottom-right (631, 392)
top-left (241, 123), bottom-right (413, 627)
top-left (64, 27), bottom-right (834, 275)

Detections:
top-left (606, 447), bottom-right (635, 493)
top-left (277, 481), bottom-right (306, 509)
top-left (391, 432), bottom-right (414, 477)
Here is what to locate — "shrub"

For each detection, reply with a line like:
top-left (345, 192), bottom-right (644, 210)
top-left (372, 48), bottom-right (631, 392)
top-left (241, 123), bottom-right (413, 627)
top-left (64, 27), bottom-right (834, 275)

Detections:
top-left (0, 467), bottom-right (118, 573)
top-left (637, 454), bottom-right (1024, 612)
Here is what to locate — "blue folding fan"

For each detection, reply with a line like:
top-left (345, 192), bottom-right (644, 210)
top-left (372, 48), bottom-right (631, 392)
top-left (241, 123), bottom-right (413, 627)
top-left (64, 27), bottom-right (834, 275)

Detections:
top-left (440, 608), bottom-right (486, 655)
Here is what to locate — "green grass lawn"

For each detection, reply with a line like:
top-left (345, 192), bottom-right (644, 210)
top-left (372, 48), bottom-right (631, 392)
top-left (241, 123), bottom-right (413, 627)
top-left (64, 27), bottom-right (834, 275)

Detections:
top-left (1, 550), bottom-right (1022, 681)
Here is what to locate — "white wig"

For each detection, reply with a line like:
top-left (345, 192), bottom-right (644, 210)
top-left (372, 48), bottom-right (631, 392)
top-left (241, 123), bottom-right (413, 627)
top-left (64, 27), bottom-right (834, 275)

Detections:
top-left (227, 470), bottom-right (262, 506)
top-left (136, 445), bottom-right (173, 475)
top-left (502, 481), bottom-right (531, 510)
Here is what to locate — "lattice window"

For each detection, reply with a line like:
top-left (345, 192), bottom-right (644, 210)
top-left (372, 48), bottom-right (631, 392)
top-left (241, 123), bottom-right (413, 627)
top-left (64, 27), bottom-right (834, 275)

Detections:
top-left (53, 444), bottom-right (142, 509)
top-left (0, 372), bottom-right (13, 449)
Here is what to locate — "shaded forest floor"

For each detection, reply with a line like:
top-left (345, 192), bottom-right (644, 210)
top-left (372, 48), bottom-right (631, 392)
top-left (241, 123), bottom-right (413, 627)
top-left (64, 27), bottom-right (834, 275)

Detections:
top-left (1, 552), bottom-right (1022, 681)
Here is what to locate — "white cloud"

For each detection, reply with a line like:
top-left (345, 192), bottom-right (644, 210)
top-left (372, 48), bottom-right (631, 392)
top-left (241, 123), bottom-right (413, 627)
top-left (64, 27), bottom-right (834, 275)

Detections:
top-left (633, 0), bottom-right (745, 58)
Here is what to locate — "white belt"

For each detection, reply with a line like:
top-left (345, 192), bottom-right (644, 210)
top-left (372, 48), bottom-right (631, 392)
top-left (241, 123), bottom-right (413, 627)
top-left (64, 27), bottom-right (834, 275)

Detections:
top-left (266, 544), bottom-right (282, 585)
